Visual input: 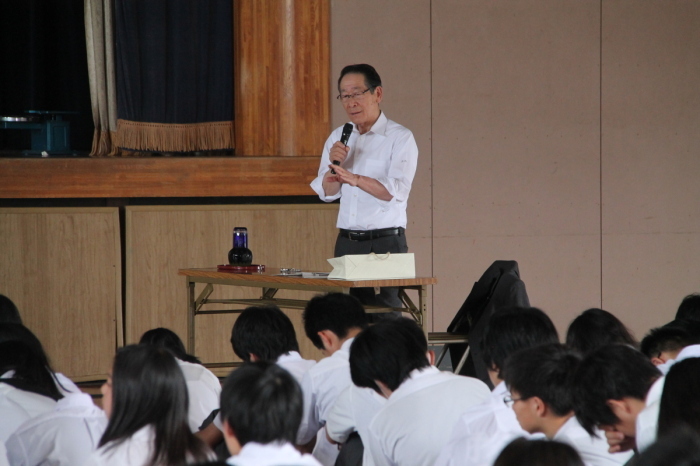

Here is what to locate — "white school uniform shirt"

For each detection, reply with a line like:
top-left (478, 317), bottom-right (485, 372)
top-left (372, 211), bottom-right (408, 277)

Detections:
top-left (5, 392), bottom-right (107, 466)
top-left (326, 384), bottom-right (386, 466)
top-left (435, 381), bottom-right (540, 466)
top-left (84, 425), bottom-right (155, 466)
top-left (368, 366), bottom-right (491, 466)
top-left (553, 416), bottom-right (633, 466)
top-left (176, 359), bottom-right (222, 432)
top-left (226, 442), bottom-right (322, 466)
top-left (0, 373), bottom-right (57, 442)
top-left (275, 351), bottom-right (317, 385)
top-left (310, 112), bottom-right (419, 230)
top-left (297, 338), bottom-right (356, 466)
top-left (0, 442), bottom-right (9, 466)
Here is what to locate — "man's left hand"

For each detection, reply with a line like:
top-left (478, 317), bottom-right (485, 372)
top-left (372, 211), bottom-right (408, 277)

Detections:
top-left (328, 164), bottom-right (360, 187)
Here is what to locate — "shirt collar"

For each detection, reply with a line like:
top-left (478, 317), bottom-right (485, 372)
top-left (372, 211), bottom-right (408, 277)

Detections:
top-left (356, 111), bottom-right (387, 137)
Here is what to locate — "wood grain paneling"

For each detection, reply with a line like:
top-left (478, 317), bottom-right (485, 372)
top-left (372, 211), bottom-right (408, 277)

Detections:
top-left (0, 157), bottom-right (320, 199)
top-left (234, 0), bottom-right (330, 156)
top-left (125, 204), bottom-right (339, 366)
top-left (0, 208), bottom-right (121, 381)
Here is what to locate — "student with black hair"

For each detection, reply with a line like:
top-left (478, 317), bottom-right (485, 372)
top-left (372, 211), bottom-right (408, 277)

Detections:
top-left (220, 362), bottom-right (321, 466)
top-left (350, 318), bottom-right (490, 466)
top-left (230, 305), bottom-right (316, 383)
top-left (676, 293), bottom-right (700, 323)
top-left (503, 343), bottom-right (631, 465)
top-left (626, 426), bottom-right (700, 466)
top-left (494, 437), bottom-right (585, 466)
top-left (296, 293), bottom-right (370, 466)
top-left (139, 328), bottom-right (221, 433)
top-left (572, 344), bottom-right (661, 455)
top-left (85, 344), bottom-right (213, 465)
top-left (657, 357), bottom-right (700, 438)
top-left (566, 308), bottom-right (637, 355)
top-left (640, 325), bottom-right (697, 368)
top-left (0, 294), bottom-right (22, 324)
top-left (436, 306), bottom-right (559, 466)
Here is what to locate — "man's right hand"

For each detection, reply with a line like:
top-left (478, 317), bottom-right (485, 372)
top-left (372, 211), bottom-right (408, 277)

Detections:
top-left (329, 141), bottom-right (350, 166)
top-left (603, 429), bottom-right (636, 453)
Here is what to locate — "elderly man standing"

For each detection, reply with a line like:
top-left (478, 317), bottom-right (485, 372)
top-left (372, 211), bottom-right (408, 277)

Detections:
top-left (310, 64), bottom-right (419, 310)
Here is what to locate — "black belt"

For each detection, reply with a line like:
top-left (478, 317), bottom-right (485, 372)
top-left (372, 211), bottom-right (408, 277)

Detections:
top-left (339, 227), bottom-right (402, 241)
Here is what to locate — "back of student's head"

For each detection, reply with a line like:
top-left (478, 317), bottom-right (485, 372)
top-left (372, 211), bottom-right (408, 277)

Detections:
top-left (139, 327), bottom-right (201, 364)
top-left (658, 357), bottom-right (700, 438)
top-left (230, 305), bottom-right (300, 362)
top-left (0, 340), bottom-right (63, 401)
top-left (303, 293), bottom-right (367, 350)
top-left (502, 343), bottom-right (582, 417)
top-left (572, 344), bottom-right (661, 435)
top-left (101, 344), bottom-right (209, 465)
top-left (220, 362), bottom-right (302, 446)
top-left (676, 293), bottom-right (700, 323)
top-left (350, 318), bottom-right (429, 393)
top-left (640, 325), bottom-right (694, 360)
top-left (566, 308), bottom-right (637, 355)
top-left (0, 294), bottom-right (22, 324)
top-left (481, 307), bottom-right (559, 377)
top-left (494, 437), bottom-right (585, 466)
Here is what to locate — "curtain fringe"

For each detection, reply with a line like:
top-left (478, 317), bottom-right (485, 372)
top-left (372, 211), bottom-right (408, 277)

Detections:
top-left (116, 119), bottom-right (234, 152)
top-left (90, 129), bottom-right (122, 157)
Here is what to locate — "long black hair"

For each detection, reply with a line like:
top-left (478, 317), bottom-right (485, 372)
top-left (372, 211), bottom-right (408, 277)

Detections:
top-left (99, 344), bottom-right (210, 466)
top-left (139, 327), bottom-right (201, 364)
top-left (0, 323), bottom-right (64, 400)
top-left (566, 308), bottom-right (637, 355)
top-left (658, 358), bottom-right (700, 438)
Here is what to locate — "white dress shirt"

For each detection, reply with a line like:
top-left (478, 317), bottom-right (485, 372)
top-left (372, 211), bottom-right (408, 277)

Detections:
top-left (326, 384), bottom-right (386, 466)
top-left (5, 392), bottom-right (107, 466)
top-left (435, 381), bottom-right (539, 466)
top-left (368, 366), bottom-right (491, 466)
top-left (310, 113), bottom-right (419, 230)
top-left (553, 416), bottom-right (632, 466)
top-left (84, 425), bottom-right (155, 466)
top-left (176, 359), bottom-right (222, 432)
top-left (0, 374), bottom-right (57, 442)
top-left (0, 442), bottom-right (9, 466)
top-left (226, 442), bottom-right (322, 466)
top-left (297, 338), bottom-right (356, 466)
top-left (275, 351), bottom-right (317, 385)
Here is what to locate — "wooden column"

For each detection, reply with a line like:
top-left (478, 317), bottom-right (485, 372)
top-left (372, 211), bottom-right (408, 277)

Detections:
top-left (234, 0), bottom-right (330, 156)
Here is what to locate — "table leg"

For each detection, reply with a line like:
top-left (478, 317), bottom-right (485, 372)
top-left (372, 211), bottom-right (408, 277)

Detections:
top-left (187, 278), bottom-right (196, 354)
top-left (419, 285), bottom-right (429, 338)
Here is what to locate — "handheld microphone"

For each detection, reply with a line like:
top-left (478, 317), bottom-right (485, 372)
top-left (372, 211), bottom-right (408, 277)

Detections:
top-left (331, 123), bottom-right (353, 175)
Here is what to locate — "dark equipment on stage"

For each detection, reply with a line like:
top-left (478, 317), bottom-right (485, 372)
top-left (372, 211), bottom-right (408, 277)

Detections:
top-left (0, 110), bottom-right (78, 156)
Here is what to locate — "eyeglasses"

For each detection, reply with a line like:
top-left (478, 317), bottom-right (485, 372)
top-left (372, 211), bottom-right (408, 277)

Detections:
top-left (336, 88), bottom-right (374, 102)
top-left (503, 395), bottom-right (526, 408)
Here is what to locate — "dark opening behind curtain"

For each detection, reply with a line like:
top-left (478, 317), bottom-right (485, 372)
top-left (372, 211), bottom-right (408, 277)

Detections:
top-left (114, 0), bottom-right (233, 152)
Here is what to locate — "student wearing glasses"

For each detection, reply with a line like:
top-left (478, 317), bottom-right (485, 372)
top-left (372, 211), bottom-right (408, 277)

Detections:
top-left (310, 64), bottom-right (419, 310)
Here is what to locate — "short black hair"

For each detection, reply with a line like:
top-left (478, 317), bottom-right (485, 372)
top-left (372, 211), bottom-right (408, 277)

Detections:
top-left (350, 318), bottom-right (429, 393)
top-left (338, 64), bottom-right (382, 93)
top-left (658, 358), bottom-right (700, 438)
top-left (139, 327), bottom-right (201, 364)
top-left (481, 307), bottom-right (559, 376)
top-left (566, 308), bottom-right (637, 355)
top-left (494, 437), bottom-right (584, 466)
top-left (303, 293), bottom-right (367, 350)
top-left (220, 362), bottom-right (302, 446)
top-left (640, 325), bottom-right (693, 359)
top-left (230, 305), bottom-right (300, 362)
top-left (502, 343), bottom-right (582, 417)
top-left (676, 293), bottom-right (700, 322)
top-left (0, 295), bottom-right (22, 324)
top-left (572, 344), bottom-right (661, 435)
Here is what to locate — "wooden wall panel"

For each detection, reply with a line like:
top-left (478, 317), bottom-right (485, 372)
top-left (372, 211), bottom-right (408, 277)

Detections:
top-left (0, 208), bottom-right (121, 381)
top-left (235, 0), bottom-right (330, 156)
top-left (125, 204), bottom-right (339, 369)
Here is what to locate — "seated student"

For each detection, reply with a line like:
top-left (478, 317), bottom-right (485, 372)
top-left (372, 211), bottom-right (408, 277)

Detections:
top-left (230, 305), bottom-right (316, 383)
top-left (140, 328), bottom-right (221, 432)
top-left (572, 344), bottom-right (661, 454)
top-left (566, 308), bottom-right (637, 355)
top-left (0, 341), bottom-right (63, 442)
top-left (657, 357), bottom-right (700, 438)
top-left (640, 325), bottom-right (698, 370)
top-left (0, 323), bottom-right (79, 396)
top-left (350, 318), bottom-right (490, 466)
top-left (296, 293), bottom-right (369, 466)
top-left (675, 293), bottom-right (700, 323)
top-left (626, 425), bottom-right (700, 466)
top-left (435, 306), bottom-right (559, 466)
top-left (220, 362), bottom-right (321, 466)
top-left (5, 390), bottom-right (107, 466)
top-left (502, 343), bottom-right (632, 466)
top-left (0, 294), bottom-right (22, 324)
top-left (494, 437), bottom-right (585, 466)
top-left (84, 344), bottom-right (213, 466)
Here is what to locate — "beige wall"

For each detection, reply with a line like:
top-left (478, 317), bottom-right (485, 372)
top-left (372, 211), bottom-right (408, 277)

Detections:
top-left (331, 0), bottom-right (700, 338)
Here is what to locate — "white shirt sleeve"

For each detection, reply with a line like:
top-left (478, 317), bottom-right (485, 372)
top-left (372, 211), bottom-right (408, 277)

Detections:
top-left (325, 386), bottom-right (355, 443)
top-left (373, 129), bottom-right (418, 209)
top-left (310, 132), bottom-right (342, 202)
top-left (368, 422), bottom-right (395, 466)
top-left (297, 370), bottom-right (321, 444)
